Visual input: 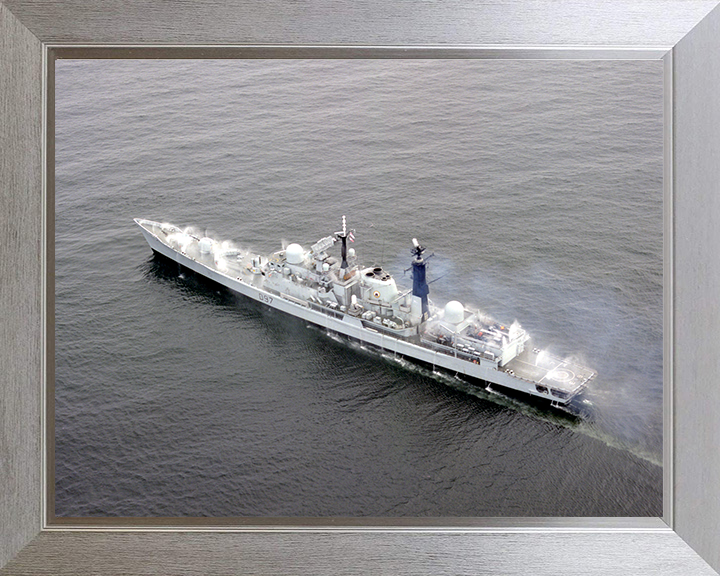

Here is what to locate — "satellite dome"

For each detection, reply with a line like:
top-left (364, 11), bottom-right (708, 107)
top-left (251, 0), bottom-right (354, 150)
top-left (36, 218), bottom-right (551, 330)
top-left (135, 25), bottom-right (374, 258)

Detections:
top-left (285, 243), bottom-right (304, 264)
top-left (444, 300), bottom-right (465, 324)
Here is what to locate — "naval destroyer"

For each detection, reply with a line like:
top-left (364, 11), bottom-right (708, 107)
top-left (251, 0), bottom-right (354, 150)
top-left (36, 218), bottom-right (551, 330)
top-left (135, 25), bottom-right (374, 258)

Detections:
top-left (135, 217), bottom-right (595, 406)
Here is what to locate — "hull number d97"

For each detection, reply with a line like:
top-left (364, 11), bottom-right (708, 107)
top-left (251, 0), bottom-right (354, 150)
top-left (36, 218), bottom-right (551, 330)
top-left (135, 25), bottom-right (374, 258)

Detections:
top-left (259, 293), bottom-right (273, 305)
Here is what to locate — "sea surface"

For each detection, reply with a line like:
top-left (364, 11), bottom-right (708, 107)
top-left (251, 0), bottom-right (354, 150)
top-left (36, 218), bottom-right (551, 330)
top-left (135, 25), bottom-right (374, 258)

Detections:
top-left (54, 59), bottom-right (664, 517)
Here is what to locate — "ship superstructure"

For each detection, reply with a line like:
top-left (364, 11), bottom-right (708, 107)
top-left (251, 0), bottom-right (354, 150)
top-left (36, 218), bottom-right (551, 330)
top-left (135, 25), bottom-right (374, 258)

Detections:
top-left (135, 217), bottom-right (595, 405)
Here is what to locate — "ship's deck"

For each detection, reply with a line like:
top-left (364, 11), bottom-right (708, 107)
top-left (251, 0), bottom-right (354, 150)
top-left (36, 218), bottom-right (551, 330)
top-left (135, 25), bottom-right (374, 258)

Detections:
top-left (504, 345), bottom-right (595, 394)
top-left (138, 220), bottom-right (250, 276)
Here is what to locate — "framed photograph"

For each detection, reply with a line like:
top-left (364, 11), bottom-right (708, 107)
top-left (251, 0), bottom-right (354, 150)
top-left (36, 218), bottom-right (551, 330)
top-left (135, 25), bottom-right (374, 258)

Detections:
top-left (50, 55), bottom-right (663, 521)
top-left (2, 2), bottom-right (720, 575)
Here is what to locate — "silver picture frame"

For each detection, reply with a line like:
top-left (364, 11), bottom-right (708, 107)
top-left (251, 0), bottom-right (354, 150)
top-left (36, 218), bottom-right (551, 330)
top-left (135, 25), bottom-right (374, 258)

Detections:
top-left (2, 1), bottom-right (719, 574)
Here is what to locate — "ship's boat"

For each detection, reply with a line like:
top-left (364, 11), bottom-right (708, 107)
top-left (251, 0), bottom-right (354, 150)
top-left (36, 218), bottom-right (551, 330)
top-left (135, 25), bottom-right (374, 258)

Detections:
top-left (135, 216), bottom-right (596, 405)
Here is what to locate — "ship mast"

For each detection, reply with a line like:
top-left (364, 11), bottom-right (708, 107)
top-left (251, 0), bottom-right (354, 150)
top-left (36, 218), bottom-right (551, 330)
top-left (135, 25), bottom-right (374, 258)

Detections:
top-left (335, 215), bottom-right (355, 276)
top-left (411, 238), bottom-right (430, 322)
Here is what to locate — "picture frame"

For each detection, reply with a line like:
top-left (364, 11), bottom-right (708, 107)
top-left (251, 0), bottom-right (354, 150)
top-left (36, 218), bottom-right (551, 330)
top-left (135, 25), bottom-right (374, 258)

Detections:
top-left (2, 1), bottom-right (720, 574)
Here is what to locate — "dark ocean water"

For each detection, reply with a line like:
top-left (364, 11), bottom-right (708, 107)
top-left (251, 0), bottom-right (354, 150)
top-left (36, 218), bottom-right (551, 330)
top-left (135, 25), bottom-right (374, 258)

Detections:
top-left (54, 59), bottom-right (664, 517)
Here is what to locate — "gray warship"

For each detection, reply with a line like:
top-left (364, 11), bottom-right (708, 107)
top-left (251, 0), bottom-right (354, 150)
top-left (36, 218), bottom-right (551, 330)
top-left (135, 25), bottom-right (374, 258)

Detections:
top-left (136, 216), bottom-right (596, 405)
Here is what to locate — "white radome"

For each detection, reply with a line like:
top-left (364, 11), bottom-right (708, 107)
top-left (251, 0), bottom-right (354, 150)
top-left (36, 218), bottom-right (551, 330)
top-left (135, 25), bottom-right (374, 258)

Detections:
top-left (444, 300), bottom-right (465, 324)
top-left (285, 243), bottom-right (304, 264)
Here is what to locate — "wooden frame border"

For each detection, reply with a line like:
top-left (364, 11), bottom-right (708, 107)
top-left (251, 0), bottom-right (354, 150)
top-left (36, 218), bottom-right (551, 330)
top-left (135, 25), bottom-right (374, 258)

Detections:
top-left (2, 1), bottom-right (719, 574)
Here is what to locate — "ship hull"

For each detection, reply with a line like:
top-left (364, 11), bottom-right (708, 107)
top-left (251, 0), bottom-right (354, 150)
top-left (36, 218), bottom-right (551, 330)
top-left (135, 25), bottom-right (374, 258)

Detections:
top-left (138, 222), bottom-right (583, 405)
